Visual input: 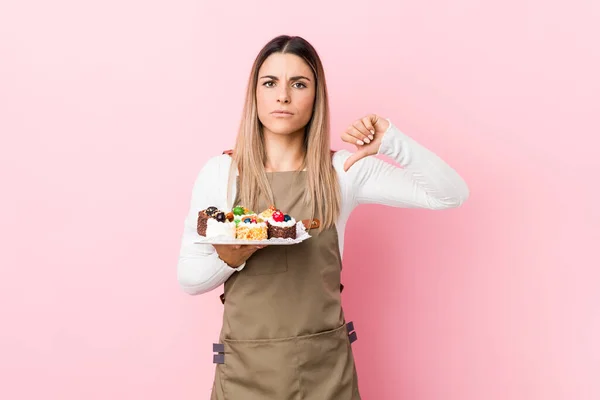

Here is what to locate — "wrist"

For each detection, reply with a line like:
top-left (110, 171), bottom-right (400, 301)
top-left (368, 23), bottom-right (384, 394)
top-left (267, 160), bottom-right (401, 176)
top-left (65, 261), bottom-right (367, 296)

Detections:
top-left (225, 259), bottom-right (241, 269)
top-left (216, 254), bottom-right (239, 269)
top-left (377, 117), bottom-right (390, 132)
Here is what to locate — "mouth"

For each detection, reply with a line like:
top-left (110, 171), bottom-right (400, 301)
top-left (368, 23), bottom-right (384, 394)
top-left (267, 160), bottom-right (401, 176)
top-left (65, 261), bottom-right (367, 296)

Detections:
top-left (271, 110), bottom-right (294, 116)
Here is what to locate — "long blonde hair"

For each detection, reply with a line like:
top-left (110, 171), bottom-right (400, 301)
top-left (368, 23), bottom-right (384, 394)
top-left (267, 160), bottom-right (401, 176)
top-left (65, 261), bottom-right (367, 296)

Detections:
top-left (226, 35), bottom-right (340, 230)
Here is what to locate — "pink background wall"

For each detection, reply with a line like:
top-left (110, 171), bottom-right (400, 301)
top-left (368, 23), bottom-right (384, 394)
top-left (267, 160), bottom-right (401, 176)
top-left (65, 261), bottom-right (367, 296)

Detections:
top-left (1, 0), bottom-right (598, 399)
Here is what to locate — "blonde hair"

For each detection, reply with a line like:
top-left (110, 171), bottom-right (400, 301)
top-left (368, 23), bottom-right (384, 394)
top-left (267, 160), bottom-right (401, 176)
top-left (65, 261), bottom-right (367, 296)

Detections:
top-left (226, 35), bottom-right (340, 230)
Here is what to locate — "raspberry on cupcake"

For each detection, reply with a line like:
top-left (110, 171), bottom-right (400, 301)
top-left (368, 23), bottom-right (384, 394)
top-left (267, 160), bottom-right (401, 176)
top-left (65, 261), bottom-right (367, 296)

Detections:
top-left (267, 209), bottom-right (297, 239)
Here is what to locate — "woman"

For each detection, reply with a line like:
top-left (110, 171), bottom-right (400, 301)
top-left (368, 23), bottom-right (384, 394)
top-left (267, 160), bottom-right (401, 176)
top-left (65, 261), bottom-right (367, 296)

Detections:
top-left (177, 35), bottom-right (469, 400)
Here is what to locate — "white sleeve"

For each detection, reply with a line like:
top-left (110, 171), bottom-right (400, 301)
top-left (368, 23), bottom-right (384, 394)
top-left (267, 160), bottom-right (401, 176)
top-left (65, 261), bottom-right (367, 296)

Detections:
top-left (343, 119), bottom-right (470, 209)
top-left (177, 157), bottom-right (244, 296)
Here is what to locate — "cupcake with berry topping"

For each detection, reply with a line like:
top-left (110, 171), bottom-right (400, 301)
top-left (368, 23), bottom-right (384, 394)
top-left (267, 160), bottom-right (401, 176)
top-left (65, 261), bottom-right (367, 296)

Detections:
top-left (198, 207), bottom-right (236, 238)
top-left (267, 209), bottom-right (297, 239)
top-left (197, 206), bottom-right (219, 236)
top-left (231, 205), bottom-right (256, 226)
top-left (236, 214), bottom-right (268, 240)
top-left (205, 211), bottom-right (236, 238)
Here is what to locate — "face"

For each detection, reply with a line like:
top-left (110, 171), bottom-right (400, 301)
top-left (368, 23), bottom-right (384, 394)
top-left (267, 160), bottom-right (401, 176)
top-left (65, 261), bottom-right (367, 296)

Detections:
top-left (256, 52), bottom-right (316, 136)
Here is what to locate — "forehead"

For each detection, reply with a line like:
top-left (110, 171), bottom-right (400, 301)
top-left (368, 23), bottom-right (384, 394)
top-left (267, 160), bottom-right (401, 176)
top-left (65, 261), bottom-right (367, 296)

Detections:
top-left (258, 53), bottom-right (314, 79)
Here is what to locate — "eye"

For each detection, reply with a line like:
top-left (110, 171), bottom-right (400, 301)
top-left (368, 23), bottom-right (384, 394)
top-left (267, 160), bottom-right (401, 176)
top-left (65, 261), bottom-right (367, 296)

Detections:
top-left (263, 81), bottom-right (275, 88)
top-left (293, 82), bottom-right (307, 89)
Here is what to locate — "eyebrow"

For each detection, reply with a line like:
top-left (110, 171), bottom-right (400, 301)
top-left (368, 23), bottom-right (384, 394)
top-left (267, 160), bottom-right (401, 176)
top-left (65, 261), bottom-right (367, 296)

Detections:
top-left (259, 75), bottom-right (311, 82)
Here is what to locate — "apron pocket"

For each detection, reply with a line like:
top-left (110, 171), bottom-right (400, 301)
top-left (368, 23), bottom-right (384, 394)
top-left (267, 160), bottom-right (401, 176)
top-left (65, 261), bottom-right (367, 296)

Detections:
top-left (221, 324), bottom-right (359, 400)
top-left (296, 323), bottom-right (359, 399)
top-left (244, 245), bottom-right (288, 276)
top-left (222, 338), bottom-right (300, 400)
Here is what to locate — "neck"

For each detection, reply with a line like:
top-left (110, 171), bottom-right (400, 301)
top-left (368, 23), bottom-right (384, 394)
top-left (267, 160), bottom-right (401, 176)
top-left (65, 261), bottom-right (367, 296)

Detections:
top-left (263, 127), bottom-right (306, 172)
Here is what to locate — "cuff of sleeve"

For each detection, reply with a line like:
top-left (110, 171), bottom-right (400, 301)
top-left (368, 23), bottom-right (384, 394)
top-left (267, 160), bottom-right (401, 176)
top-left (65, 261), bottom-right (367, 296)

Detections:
top-left (215, 253), bottom-right (246, 272)
top-left (233, 262), bottom-right (246, 272)
top-left (376, 118), bottom-right (412, 167)
top-left (376, 118), bottom-right (396, 157)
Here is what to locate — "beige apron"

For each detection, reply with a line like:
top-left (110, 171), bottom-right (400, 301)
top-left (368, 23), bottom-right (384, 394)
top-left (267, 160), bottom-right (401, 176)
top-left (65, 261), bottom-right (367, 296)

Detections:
top-left (210, 170), bottom-right (360, 400)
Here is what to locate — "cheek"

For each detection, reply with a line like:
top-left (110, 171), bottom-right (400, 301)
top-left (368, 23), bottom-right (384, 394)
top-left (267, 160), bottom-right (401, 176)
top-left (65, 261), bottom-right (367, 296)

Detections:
top-left (256, 90), bottom-right (265, 111)
top-left (297, 94), bottom-right (315, 117)
top-left (256, 88), bottom-right (274, 114)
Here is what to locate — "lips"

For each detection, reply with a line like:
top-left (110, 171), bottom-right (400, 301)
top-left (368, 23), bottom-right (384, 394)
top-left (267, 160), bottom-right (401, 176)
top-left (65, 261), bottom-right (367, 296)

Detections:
top-left (271, 110), bottom-right (293, 115)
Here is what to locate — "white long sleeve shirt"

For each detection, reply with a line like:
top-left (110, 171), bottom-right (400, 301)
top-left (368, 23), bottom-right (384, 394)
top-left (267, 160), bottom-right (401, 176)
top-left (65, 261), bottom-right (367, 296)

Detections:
top-left (177, 119), bottom-right (469, 295)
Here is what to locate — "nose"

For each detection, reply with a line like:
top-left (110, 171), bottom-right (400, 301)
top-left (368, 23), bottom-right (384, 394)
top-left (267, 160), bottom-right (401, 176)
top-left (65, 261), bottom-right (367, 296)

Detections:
top-left (277, 86), bottom-right (290, 104)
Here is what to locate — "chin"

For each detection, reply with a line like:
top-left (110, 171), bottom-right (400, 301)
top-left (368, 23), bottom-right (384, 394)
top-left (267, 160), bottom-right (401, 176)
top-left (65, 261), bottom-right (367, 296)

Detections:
top-left (263, 119), bottom-right (305, 135)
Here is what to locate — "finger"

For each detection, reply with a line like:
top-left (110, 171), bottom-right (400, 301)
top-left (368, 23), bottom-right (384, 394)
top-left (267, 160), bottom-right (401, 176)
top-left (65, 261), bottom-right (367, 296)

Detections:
top-left (351, 123), bottom-right (371, 143)
top-left (237, 244), bottom-right (255, 252)
top-left (343, 150), bottom-right (365, 172)
top-left (345, 126), bottom-right (368, 146)
top-left (361, 116), bottom-right (376, 140)
top-left (347, 124), bottom-right (369, 143)
top-left (243, 245), bottom-right (264, 254)
top-left (353, 121), bottom-right (372, 143)
top-left (216, 244), bottom-right (237, 251)
top-left (341, 132), bottom-right (364, 146)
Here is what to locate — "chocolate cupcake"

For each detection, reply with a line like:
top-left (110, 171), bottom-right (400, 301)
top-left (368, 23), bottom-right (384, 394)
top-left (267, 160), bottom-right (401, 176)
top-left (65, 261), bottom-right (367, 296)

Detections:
top-left (267, 210), bottom-right (296, 239)
top-left (197, 206), bottom-right (219, 236)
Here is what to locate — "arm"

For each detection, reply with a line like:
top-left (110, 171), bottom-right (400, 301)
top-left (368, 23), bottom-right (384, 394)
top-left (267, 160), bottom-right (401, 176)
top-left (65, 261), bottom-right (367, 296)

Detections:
top-left (344, 119), bottom-right (470, 209)
top-left (177, 157), bottom-right (244, 296)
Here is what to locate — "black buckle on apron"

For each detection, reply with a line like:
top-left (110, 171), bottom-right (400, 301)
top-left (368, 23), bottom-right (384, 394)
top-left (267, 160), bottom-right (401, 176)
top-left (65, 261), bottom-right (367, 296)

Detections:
top-left (346, 321), bottom-right (358, 344)
top-left (213, 343), bottom-right (225, 364)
